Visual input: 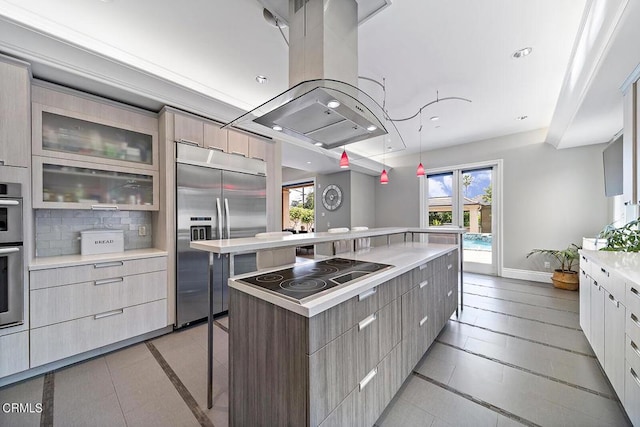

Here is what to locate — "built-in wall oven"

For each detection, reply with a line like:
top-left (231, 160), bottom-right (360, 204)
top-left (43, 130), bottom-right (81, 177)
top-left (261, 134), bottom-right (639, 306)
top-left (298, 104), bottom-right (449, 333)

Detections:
top-left (0, 183), bottom-right (24, 328)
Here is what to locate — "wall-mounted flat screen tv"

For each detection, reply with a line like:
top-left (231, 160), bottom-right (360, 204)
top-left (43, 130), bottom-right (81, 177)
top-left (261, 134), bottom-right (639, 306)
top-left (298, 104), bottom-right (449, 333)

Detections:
top-left (603, 135), bottom-right (623, 197)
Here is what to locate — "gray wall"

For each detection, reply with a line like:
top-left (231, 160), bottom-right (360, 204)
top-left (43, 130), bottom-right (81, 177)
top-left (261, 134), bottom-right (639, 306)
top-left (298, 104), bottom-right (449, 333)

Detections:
top-left (350, 171), bottom-right (376, 228)
top-left (376, 129), bottom-right (609, 271)
top-left (316, 171), bottom-right (351, 232)
top-left (35, 210), bottom-right (153, 257)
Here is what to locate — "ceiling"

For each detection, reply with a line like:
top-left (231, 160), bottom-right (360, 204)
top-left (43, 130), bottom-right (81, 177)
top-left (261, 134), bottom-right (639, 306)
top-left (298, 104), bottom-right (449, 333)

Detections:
top-left (0, 0), bottom-right (637, 175)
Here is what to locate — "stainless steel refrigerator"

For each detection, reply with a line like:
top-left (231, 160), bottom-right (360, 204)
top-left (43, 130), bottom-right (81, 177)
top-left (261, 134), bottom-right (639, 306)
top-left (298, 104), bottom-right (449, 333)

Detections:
top-left (176, 143), bottom-right (266, 328)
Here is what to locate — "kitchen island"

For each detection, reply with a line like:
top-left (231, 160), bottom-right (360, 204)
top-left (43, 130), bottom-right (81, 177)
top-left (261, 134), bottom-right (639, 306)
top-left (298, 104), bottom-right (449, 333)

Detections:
top-left (226, 242), bottom-right (459, 426)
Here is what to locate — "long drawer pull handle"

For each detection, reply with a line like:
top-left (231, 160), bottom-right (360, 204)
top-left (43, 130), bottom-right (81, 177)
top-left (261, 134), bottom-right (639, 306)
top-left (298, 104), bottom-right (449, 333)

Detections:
top-left (632, 287), bottom-right (640, 299)
top-left (419, 315), bottom-right (429, 327)
top-left (177, 138), bottom-right (199, 146)
top-left (206, 146), bottom-right (224, 151)
top-left (94, 277), bottom-right (124, 286)
top-left (419, 280), bottom-right (429, 289)
top-left (358, 287), bottom-right (377, 301)
top-left (359, 368), bottom-right (377, 391)
top-left (447, 264), bottom-right (453, 270)
top-left (631, 340), bottom-right (640, 358)
top-left (230, 151), bottom-right (247, 157)
top-left (94, 261), bottom-right (124, 269)
top-left (608, 294), bottom-right (619, 308)
top-left (94, 309), bottom-right (124, 320)
top-left (91, 205), bottom-right (119, 211)
top-left (358, 313), bottom-right (377, 331)
top-left (0, 200), bottom-right (19, 206)
top-left (631, 368), bottom-right (640, 388)
top-left (631, 313), bottom-right (640, 328)
top-left (0, 247), bottom-right (20, 255)
top-left (447, 290), bottom-right (453, 297)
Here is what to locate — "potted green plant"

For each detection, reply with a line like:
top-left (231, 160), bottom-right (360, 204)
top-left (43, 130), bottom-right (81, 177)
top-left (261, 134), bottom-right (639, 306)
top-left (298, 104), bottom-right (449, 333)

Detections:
top-left (597, 218), bottom-right (640, 252)
top-left (526, 244), bottom-right (581, 290)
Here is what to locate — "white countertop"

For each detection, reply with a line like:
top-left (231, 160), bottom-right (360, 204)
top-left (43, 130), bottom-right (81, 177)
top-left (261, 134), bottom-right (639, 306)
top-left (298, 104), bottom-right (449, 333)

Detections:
top-left (190, 226), bottom-right (465, 254)
top-left (229, 242), bottom-right (458, 317)
top-left (580, 249), bottom-right (640, 285)
top-left (29, 248), bottom-right (168, 270)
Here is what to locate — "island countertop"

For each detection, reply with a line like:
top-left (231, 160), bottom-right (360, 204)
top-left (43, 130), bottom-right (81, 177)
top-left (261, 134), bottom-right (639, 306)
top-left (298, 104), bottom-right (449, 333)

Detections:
top-left (228, 241), bottom-right (458, 317)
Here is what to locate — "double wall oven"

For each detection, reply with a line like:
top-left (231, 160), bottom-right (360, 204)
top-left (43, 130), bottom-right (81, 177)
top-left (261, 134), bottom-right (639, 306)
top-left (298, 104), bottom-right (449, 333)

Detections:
top-left (0, 183), bottom-right (23, 328)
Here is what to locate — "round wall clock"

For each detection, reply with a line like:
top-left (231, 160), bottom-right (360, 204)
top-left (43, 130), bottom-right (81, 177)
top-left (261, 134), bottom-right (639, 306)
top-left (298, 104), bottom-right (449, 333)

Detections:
top-left (322, 184), bottom-right (343, 211)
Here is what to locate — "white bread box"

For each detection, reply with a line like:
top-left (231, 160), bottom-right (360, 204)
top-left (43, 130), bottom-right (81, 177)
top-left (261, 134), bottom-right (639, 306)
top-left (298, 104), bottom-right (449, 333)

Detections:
top-left (80, 229), bottom-right (124, 255)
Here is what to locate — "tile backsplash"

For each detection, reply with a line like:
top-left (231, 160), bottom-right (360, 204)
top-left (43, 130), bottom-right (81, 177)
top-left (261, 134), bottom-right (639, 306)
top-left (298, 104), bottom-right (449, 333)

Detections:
top-left (35, 210), bottom-right (153, 257)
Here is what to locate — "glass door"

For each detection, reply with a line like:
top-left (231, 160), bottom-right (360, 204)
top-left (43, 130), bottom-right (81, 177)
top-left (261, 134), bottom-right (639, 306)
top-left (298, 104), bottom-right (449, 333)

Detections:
top-left (426, 164), bottom-right (498, 275)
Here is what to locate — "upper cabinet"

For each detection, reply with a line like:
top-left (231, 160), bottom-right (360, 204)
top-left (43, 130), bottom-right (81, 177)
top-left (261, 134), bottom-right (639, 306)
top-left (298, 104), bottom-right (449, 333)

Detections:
top-left (0, 55), bottom-right (31, 168)
top-left (31, 83), bottom-right (159, 210)
top-left (172, 111), bottom-right (267, 159)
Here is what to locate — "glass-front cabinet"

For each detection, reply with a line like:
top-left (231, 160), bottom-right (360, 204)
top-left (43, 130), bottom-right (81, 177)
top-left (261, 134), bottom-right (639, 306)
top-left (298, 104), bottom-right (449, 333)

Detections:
top-left (31, 91), bottom-right (159, 211)
top-left (33, 157), bottom-right (158, 210)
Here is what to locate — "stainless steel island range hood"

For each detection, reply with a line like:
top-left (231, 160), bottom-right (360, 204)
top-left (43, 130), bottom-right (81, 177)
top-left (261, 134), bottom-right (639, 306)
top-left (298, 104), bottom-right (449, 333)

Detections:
top-left (224, 0), bottom-right (402, 151)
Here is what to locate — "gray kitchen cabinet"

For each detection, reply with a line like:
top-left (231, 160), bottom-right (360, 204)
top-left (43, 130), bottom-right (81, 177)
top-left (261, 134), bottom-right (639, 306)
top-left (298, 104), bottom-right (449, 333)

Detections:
top-left (0, 331), bottom-right (29, 378)
top-left (227, 129), bottom-right (249, 157)
top-left (625, 361), bottom-right (640, 427)
top-left (0, 55), bottom-right (30, 168)
top-left (604, 287), bottom-right (626, 400)
top-left (174, 113), bottom-right (204, 146)
top-left (590, 279), bottom-right (606, 362)
top-left (579, 257), bottom-right (592, 339)
top-left (248, 135), bottom-right (267, 160)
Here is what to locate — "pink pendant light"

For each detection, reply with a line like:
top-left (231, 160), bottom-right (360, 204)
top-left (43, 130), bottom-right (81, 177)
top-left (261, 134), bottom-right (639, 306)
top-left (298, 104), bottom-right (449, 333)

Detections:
top-left (416, 108), bottom-right (425, 177)
top-left (380, 169), bottom-right (389, 184)
top-left (416, 162), bottom-right (425, 177)
top-left (339, 149), bottom-right (349, 168)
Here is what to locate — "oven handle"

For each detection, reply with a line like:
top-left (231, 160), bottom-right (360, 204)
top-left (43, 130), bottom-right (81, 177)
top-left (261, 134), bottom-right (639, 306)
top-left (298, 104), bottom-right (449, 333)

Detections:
top-left (0, 200), bottom-right (20, 206)
top-left (0, 247), bottom-right (20, 255)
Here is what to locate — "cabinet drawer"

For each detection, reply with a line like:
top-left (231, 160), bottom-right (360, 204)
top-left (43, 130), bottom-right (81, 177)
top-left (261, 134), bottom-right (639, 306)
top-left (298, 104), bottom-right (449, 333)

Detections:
top-left (30, 299), bottom-right (166, 367)
top-left (356, 299), bottom-right (400, 381)
top-left (31, 270), bottom-right (167, 327)
top-left (627, 309), bottom-right (640, 346)
top-left (627, 281), bottom-right (640, 319)
top-left (627, 335), bottom-right (640, 377)
top-left (31, 256), bottom-right (167, 289)
top-left (592, 264), bottom-right (625, 303)
top-left (0, 331), bottom-right (29, 378)
top-left (625, 361), bottom-right (640, 427)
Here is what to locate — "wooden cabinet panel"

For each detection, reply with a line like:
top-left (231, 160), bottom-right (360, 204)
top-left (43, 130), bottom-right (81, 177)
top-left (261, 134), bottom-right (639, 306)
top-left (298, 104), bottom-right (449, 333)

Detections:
top-left (248, 136), bottom-right (266, 160)
top-left (580, 268), bottom-right (591, 340)
top-left (203, 122), bottom-right (227, 152)
top-left (30, 256), bottom-right (167, 289)
top-left (30, 299), bottom-right (166, 367)
top-left (0, 331), bottom-right (29, 378)
top-left (174, 113), bottom-right (204, 146)
top-left (0, 57), bottom-right (30, 168)
top-left (227, 130), bottom-right (249, 157)
top-left (31, 270), bottom-right (167, 327)
top-left (318, 388), bottom-right (355, 427)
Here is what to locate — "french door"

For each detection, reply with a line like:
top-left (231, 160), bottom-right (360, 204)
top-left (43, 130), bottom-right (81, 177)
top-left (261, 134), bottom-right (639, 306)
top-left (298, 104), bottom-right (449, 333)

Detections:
top-left (421, 161), bottom-right (501, 275)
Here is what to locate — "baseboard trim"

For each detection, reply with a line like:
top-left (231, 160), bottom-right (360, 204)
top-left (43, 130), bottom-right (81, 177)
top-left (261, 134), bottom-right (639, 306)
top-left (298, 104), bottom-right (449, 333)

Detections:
top-left (502, 268), bottom-right (552, 284)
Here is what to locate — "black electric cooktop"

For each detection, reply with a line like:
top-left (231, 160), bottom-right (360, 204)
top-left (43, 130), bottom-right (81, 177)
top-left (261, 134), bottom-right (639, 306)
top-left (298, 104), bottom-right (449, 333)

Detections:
top-left (237, 258), bottom-right (394, 304)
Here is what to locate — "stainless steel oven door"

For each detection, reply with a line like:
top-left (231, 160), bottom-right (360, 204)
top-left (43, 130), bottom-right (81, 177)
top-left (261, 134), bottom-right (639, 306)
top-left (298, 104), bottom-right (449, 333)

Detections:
top-left (0, 182), bottom-right (23, 244)
top-left (0, 245), bottom-right (23, 328)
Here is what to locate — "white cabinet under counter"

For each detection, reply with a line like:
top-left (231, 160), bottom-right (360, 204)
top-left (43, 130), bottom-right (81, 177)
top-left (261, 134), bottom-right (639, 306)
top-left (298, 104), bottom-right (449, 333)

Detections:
top-left (28, 249), bottom-right (168, 367)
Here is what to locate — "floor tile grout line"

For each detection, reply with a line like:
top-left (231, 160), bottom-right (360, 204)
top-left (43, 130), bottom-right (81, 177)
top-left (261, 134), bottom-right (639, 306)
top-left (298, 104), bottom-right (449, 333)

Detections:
top-left (463, 290), bottom-right (580, 314)
top-left (434, 340), bottom-right (617, 401)
top-left (465, 280), bottom-right (578, 302)
top-left (449, 318), bottom-right (597, 358)
top-left (145, 341), bottom-right (215, 427)
top-left (39, 371), bottom-right (54, 427)
top-left (462, 303), bottom-right (583, 331)
top-left (213, 320), bottom-right (228, 334)
top-left (104, 356), bottom-right (130, 427)
top-left (410, 370), bottom-right (542, 427)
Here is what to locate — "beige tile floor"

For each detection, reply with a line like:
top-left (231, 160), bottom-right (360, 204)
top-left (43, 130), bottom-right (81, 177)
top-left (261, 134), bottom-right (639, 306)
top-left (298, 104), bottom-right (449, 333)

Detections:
top-left (0, 273), bottom-right (632, 426)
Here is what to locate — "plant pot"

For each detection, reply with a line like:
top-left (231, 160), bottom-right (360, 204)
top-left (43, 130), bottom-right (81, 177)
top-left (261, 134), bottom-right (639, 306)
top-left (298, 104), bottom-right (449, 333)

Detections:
top-left (551, 270), bottom-right (579, 291)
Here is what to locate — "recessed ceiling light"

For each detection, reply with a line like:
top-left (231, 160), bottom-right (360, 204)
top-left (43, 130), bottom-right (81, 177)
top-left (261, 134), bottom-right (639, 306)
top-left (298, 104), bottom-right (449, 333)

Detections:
top-left (327, 100), bottom-right (340, 109)
top-left (306, 161), bottom-right (311, 164)
top-left (430, 116), bottom-right (439, 121)
top-left (512, 47), bottom-right (533, 59)
top-left (314, 142), bottom-right (323, 147)
top-left (255, 75), bottom-right (268, 84)
top-left (516, 115), bottom-right (528, 120)
top-left (272, 125), bottom-right (283, 131)
top-left (367, 125), bottom-right (377, 132)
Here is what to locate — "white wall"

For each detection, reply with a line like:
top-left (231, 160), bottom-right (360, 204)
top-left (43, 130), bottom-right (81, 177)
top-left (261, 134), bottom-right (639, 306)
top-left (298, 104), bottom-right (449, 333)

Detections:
top-left (376, 129), bottom-right (609, 272)
top-left (350, 171), bottom-right (376, 228)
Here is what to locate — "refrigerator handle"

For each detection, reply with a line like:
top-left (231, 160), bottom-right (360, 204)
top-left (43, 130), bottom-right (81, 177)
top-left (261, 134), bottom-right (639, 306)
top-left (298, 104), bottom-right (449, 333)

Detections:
top-left (216, 198), bottom-right (222, 239)
top-left (224, 198), bottom-right (230, 239)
